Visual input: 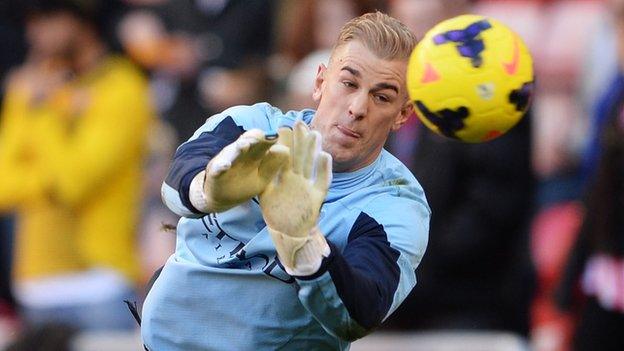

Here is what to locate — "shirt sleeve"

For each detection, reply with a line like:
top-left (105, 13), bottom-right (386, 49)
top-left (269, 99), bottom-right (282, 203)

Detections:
top-left (293, 198), bottom-right (430, 341)
top-left (0, 87), bottom-right (49, 211)
top-left (161, 101), bottom-right (284, 217)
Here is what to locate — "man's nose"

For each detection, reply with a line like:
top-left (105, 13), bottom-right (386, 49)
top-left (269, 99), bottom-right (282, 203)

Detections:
top-left (348, 91), bottom-right (368, 119)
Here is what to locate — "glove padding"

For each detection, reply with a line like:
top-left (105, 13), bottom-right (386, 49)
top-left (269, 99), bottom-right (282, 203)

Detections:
top-left (194, 129), bottom-right (289, 213)
top-left (259, 121), bottom-right (332, 270)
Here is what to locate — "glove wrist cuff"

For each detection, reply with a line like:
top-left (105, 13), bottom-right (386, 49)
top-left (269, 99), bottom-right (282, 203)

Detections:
top-left (269, 226), bottom-right (330, 276)
top-left (190, 170), bottom-right (236, 213)
top-left (288, 227), bottom-right (330, 276)
top-left (189, 171), bottom-right (210, 213)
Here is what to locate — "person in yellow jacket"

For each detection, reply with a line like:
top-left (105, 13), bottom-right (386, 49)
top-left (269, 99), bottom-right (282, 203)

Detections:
top-left (0, 1), bottom-right (154, 330)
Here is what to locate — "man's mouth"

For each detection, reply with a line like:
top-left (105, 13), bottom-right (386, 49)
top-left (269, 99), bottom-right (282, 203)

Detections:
top-left (336, 125), bottom-right (361, 138)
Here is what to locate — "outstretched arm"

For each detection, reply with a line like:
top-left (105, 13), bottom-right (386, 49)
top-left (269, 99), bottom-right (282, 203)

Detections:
top-left (162, 113), bottom-right (287, 217)
top-left (259, 121), bottom-right (429, 340)
top-left (294, 208), bottom-right (428, 341)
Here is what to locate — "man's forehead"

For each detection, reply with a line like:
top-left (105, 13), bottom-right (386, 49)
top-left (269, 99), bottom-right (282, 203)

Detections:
top-left (329, 41), bottom-right (407, 85)
top-left (330, 41), bottom-right (375, 64)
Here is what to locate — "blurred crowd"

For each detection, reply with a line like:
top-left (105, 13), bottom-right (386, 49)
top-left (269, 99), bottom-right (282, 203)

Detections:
top-left (0, 0), bottom-right (622, 350)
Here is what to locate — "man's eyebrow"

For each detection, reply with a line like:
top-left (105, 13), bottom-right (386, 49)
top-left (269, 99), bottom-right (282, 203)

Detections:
top-left (341, 66), bottom-right (361, 77)
top-left (373, 82), bottom-right (399, 94)
top-left (342, 66), bottom-right (399, 93)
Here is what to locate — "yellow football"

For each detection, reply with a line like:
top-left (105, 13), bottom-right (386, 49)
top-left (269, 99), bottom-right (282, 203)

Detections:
top-left (407, 15), bottom-right (534, 142)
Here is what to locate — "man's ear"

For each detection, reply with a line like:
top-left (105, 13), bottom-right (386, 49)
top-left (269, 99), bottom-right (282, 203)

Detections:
top-left (391, 100), bottom-right (414, 131)
top-left (312, 64), bottom-right (327, 102)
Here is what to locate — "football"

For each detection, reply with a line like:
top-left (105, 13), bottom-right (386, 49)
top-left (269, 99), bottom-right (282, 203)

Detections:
top-left (406, 14), bottom-right (534, 143)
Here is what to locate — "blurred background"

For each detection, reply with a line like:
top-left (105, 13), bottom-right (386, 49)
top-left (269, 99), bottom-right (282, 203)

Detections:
top-left (0, 0), bottom-right (623, 350)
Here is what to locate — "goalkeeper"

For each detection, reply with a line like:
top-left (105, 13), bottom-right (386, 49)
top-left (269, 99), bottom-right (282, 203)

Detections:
top-left (142, 12), bottom-right (430, 351)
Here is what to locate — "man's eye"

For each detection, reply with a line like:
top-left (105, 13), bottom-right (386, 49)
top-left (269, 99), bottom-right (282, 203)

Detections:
top-left (375, 94), bottom-right (389, 103)
top-left (343, 81), bottom-right (357, 88)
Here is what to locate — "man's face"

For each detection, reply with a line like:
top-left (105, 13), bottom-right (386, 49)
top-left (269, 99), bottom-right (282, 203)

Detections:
top-left (311, 40), bottom-right (412, 172)
top-left (26, 11), bottom-right (81, 59)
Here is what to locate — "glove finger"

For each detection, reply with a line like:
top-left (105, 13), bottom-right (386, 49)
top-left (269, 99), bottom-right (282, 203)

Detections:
top-left (234, 129), bottom-right (270, 158)
top-left (277, 127), bottom-right (294, 169)
top-left (277, 127), bottom-right (293, 149)
top-left (206, 142), bottom-right (240, 177)
top-left (232, 129), bottom-right (265, 155)
top-left (206, 158), bottom-right (232, 177)
top-left (258, 144), bottom-right (290, 181)
top-left (314, 151), bottom-right (332, 194)
top-left (242, 136), bottom-right (278, 161)
top-left (206, 129), bottom-right (265, 177)
top-left (292, 120), bottom-right (308, 174)
top-left (302, 131), bottom-right (321, 179)
top-left (238, 129), bottom-right (265, 144)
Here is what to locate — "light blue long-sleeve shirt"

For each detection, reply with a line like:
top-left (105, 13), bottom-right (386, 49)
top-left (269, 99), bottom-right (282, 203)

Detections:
top-left (142, 103), bottom-right (430, 350)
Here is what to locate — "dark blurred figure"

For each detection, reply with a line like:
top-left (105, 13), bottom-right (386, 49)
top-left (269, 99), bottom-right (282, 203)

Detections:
top-left (0, 0), bottom-right (27, 87)
top-left (385, 113), bottom-right (535, 336)
top-left (117, 0), bottom-right (275, 143)
top-left (0, 0), bottom-right (27, 334)
top-left (0, 0), bottom-right (154, 332)
top-left (4, 323), bottom-right (77, 351)
top-left (556, 83), bottom-right (624, 350)
top-left (0, 216), bottom-right (15, 309)
top-left (557, 116), bottom-right (624, 351)
top-left (555, 2), bottom-right (624, 350)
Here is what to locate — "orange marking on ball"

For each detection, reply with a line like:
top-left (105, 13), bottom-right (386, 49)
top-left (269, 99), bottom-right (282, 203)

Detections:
top-left (421, 62), bottom-right (440, 83)
top-left (503, 37), bottom-right (520, 75)
top-left (483, 130), bottom-right (502, 141)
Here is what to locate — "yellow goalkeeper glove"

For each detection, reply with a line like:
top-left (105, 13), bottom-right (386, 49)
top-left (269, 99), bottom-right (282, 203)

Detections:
top-left (189, 129), bottom-right (289, 213)
top-left (259, 121), bottom-right (332, 275)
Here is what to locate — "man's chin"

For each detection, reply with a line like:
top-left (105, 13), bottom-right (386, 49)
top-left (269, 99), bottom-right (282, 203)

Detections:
top-left (329, 154), bottom-right (358, 173)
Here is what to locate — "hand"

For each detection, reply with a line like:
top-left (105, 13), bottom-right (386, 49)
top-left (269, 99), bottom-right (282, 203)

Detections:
top-left (259, 121), bottom-right (332, 269)
top-left (11, 60), bottom-right (72, 105)
top-left (201, 129), bottom-right (289, 212)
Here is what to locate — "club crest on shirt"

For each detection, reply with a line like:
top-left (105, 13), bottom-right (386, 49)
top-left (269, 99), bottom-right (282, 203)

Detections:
top-left (200, 213), bottom-right (294, 284)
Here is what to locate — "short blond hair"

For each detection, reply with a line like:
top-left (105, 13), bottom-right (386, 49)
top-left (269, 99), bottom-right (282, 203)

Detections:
top-left (334, 11), bottom-right (417, 61)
